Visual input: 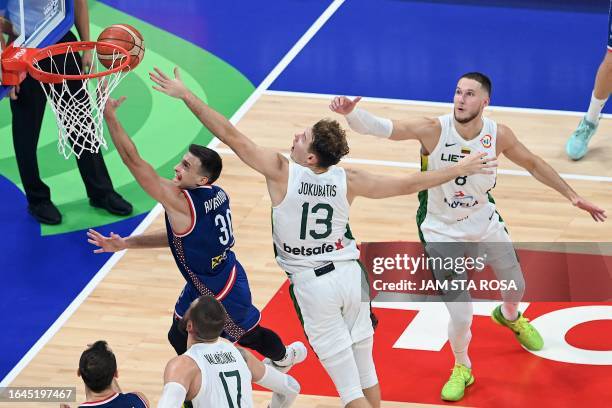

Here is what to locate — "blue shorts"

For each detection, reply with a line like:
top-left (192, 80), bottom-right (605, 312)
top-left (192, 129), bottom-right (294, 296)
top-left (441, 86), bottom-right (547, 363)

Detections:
top-left (174, 259), bottom-right (261, 341)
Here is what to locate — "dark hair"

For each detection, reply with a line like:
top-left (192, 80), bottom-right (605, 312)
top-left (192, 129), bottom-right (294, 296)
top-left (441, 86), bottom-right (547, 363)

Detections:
top-left (460, 72), bottom-right (492, 97)
top-left (188, 144), bottom-right (222, 184)
top-left (309, 119), bottom-right (350, 168)
top-left (184, 295), bottom-right (226, 341)
top-left (79, 341), bottom-right (117, 393)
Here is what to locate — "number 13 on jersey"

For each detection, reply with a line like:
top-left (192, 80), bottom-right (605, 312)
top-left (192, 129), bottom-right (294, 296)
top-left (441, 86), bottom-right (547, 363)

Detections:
top-left (300, 202), bottom-right (333, 240)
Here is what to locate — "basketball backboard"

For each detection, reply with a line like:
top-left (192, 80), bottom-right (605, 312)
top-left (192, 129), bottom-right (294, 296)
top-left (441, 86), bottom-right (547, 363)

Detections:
top-left (0, 0), bottom-right (74, 99)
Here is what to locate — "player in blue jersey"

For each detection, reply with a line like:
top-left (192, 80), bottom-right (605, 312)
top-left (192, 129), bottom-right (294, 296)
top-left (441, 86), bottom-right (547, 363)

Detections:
top-left (566, 0), bottom-right (612, 160)
top-left (87, 96), bottom-right (306, 372)
top-left (60, 340), bottom-right (149, 408)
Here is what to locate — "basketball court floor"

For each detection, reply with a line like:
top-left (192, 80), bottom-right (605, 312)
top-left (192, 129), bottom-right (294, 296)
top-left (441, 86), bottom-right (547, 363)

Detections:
top-left (1, 1), bottom-right (611, 407)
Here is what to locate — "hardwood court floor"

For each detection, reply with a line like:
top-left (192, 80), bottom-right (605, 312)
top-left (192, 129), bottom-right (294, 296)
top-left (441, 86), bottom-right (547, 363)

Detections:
top-left (7, 94), bottom-right (611, 407)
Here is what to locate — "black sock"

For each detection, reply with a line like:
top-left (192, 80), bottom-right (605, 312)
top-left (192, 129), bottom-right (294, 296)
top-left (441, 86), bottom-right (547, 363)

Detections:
top-left (237, 325), bottom-right (286, 361)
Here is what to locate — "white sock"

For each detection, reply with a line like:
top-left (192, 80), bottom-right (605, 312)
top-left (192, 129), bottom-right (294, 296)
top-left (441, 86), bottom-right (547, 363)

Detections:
top-left (502, 303), bottom-right (519, 321)
top-left (273, 346), bottom-right (292, 367)
top-left (586, 92), bottom-right (608, 124)
top-left (255, 366), bottom-right (300, 408)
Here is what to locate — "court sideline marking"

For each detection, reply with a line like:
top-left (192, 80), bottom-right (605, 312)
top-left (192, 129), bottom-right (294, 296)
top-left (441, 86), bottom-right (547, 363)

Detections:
top-left (265, 89), bottom-right (612, 119)
top-left (0, 0), bottom-right (347, 387)
top-left (214, 148), bottom-right (612, 184)
top-left (257, 90), bottom-right (612, 182)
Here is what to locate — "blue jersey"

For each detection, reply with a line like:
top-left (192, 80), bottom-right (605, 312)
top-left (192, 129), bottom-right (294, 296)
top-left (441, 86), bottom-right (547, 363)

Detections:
top-left (79, 392), bottom-right (147, 408)
top-left (167, 185), bottom-right (260, 341)
top-left (166, 185), bottom-right (236, 281)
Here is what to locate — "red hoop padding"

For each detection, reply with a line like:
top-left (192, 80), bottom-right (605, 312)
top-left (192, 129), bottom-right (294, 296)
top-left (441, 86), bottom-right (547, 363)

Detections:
top-left (1, 41), bottom-right (131, 84)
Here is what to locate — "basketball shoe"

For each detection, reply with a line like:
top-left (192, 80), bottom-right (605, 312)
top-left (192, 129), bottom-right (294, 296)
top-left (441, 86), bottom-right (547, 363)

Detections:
top-left (491, 305), bottom-right (544, 351)
top-left (441, 364), bottom-right (474, 401)
top-left (566, 116), bottom-right (598, 160)
top-left (263, 341), bottom-right (307, 373)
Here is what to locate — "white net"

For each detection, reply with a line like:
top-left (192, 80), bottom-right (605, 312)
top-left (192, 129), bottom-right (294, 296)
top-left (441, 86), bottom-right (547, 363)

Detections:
top-left (31, 45), bottom-right (128, 159)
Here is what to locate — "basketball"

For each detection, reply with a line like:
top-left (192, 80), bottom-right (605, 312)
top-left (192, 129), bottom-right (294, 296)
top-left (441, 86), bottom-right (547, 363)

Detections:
top-left (96, 24), bottom-right (145, 70)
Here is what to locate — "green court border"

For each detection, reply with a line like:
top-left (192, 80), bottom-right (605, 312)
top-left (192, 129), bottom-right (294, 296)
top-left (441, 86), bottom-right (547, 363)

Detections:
top-left (0, 0), bottom-right (255, 235)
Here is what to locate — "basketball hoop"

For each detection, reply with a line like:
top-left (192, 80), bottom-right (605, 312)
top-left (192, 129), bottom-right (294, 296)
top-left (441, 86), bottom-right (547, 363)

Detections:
top-left (1, 41), bottom-right (131, 158)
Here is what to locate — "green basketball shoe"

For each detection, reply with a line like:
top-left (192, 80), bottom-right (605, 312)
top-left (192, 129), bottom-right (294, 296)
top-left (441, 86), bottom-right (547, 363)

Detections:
top-left (566, 116), bottom-right (598, 160)
top-left (491, 305), bottom-right (544, 351)
top-left (441, 364), bottom-right (474, 402)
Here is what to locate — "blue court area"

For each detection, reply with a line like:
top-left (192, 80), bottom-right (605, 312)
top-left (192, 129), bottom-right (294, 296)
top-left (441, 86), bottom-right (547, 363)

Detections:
top-left (1, 0), bottom-right (610, 383)
top-left (272, 0), bottom-right (612, 113)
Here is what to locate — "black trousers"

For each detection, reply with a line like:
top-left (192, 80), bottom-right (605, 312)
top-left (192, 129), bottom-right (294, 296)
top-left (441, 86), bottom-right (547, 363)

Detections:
top-left (10, 31), bottom-right (115, 205)
top-left (168, 316), bottom-right (287, 361)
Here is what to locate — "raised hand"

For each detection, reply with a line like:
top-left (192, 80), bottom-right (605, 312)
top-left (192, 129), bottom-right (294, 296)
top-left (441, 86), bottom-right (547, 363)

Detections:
top-left (571, 197), bottom-right (607, 222)
top-left (87, 229), bottom-right (128, 253)
top-left (456, 152), bottom-right (498, 176)
top-left (329, 96), bottom-right (362, 115)
top-left (82, 49), bottom-right (93, 74)
top-left (9, 84), bottom-right (20, 100)
top-left (103, 96), bottom-right (127, 118)
top-left (149, 66), bottom-right (189, 99)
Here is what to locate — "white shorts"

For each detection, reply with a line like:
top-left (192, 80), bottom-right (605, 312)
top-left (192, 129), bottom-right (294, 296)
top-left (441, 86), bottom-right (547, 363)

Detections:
top-left (421, 202), bottom-right (518, 268)
top-left (288, 260), bottom-right (374, 360)
top-left (420, 202), bottom-right (511, 244)
top-left (421, 203), bottom-right (523, 300)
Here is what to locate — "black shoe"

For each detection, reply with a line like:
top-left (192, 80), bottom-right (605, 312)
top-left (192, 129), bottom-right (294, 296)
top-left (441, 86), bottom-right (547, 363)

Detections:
top-left (90, 192), bottom-right (133, 216)
top-left (28, 201), bottom-right (62, 225)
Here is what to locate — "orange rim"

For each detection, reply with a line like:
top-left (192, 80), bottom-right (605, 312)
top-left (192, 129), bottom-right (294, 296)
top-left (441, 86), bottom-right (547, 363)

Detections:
top-left (27, 41), bottom-right (131, 83)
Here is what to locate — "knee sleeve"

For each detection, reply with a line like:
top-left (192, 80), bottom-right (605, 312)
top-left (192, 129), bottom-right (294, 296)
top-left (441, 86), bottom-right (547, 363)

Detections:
top-left (497, 264), bottom-right (526, 303)
top-left (237, 325), bottom-right (286, 361)
top-left (320, 347), bottom-right (365, 406)
top-left (168, 316), bottom-right (187, 355)
top-left (352, 336), bottom-right (378, 389)
top-left (445, 301), bottom-right (473, 331)
top-left (448, 320), bottom-right (472, 353)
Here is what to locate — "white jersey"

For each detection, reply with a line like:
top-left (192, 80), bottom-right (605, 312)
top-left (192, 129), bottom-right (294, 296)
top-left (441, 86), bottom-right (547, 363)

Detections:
top-left (419, 113), bottom-right (498, 225)
top-left (272, 161), bottom-right (360, 274)
top-left (184, 340), bottom-right (253, 408)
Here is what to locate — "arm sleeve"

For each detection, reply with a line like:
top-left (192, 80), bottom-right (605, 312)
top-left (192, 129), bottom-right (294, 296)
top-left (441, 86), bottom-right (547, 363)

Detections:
top-left (157, 382), bottom-right (187, 408)
top-left (345, 108), bottom-right (393, 138)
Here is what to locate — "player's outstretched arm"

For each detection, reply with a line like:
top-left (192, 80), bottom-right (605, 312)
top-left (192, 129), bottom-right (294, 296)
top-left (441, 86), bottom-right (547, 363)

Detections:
top-left (87, 228), bottom-right (168, 253)
top-left (103, 97), bottom-right (186, 215)
top-left (150, 67), bottom-right (288, 181)
top-left (330, 95), bottom-right (440, 141)
top-left (348, 152), bottom-right (496, 200)
top-left (499, 125), bottom-right (606, 222)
